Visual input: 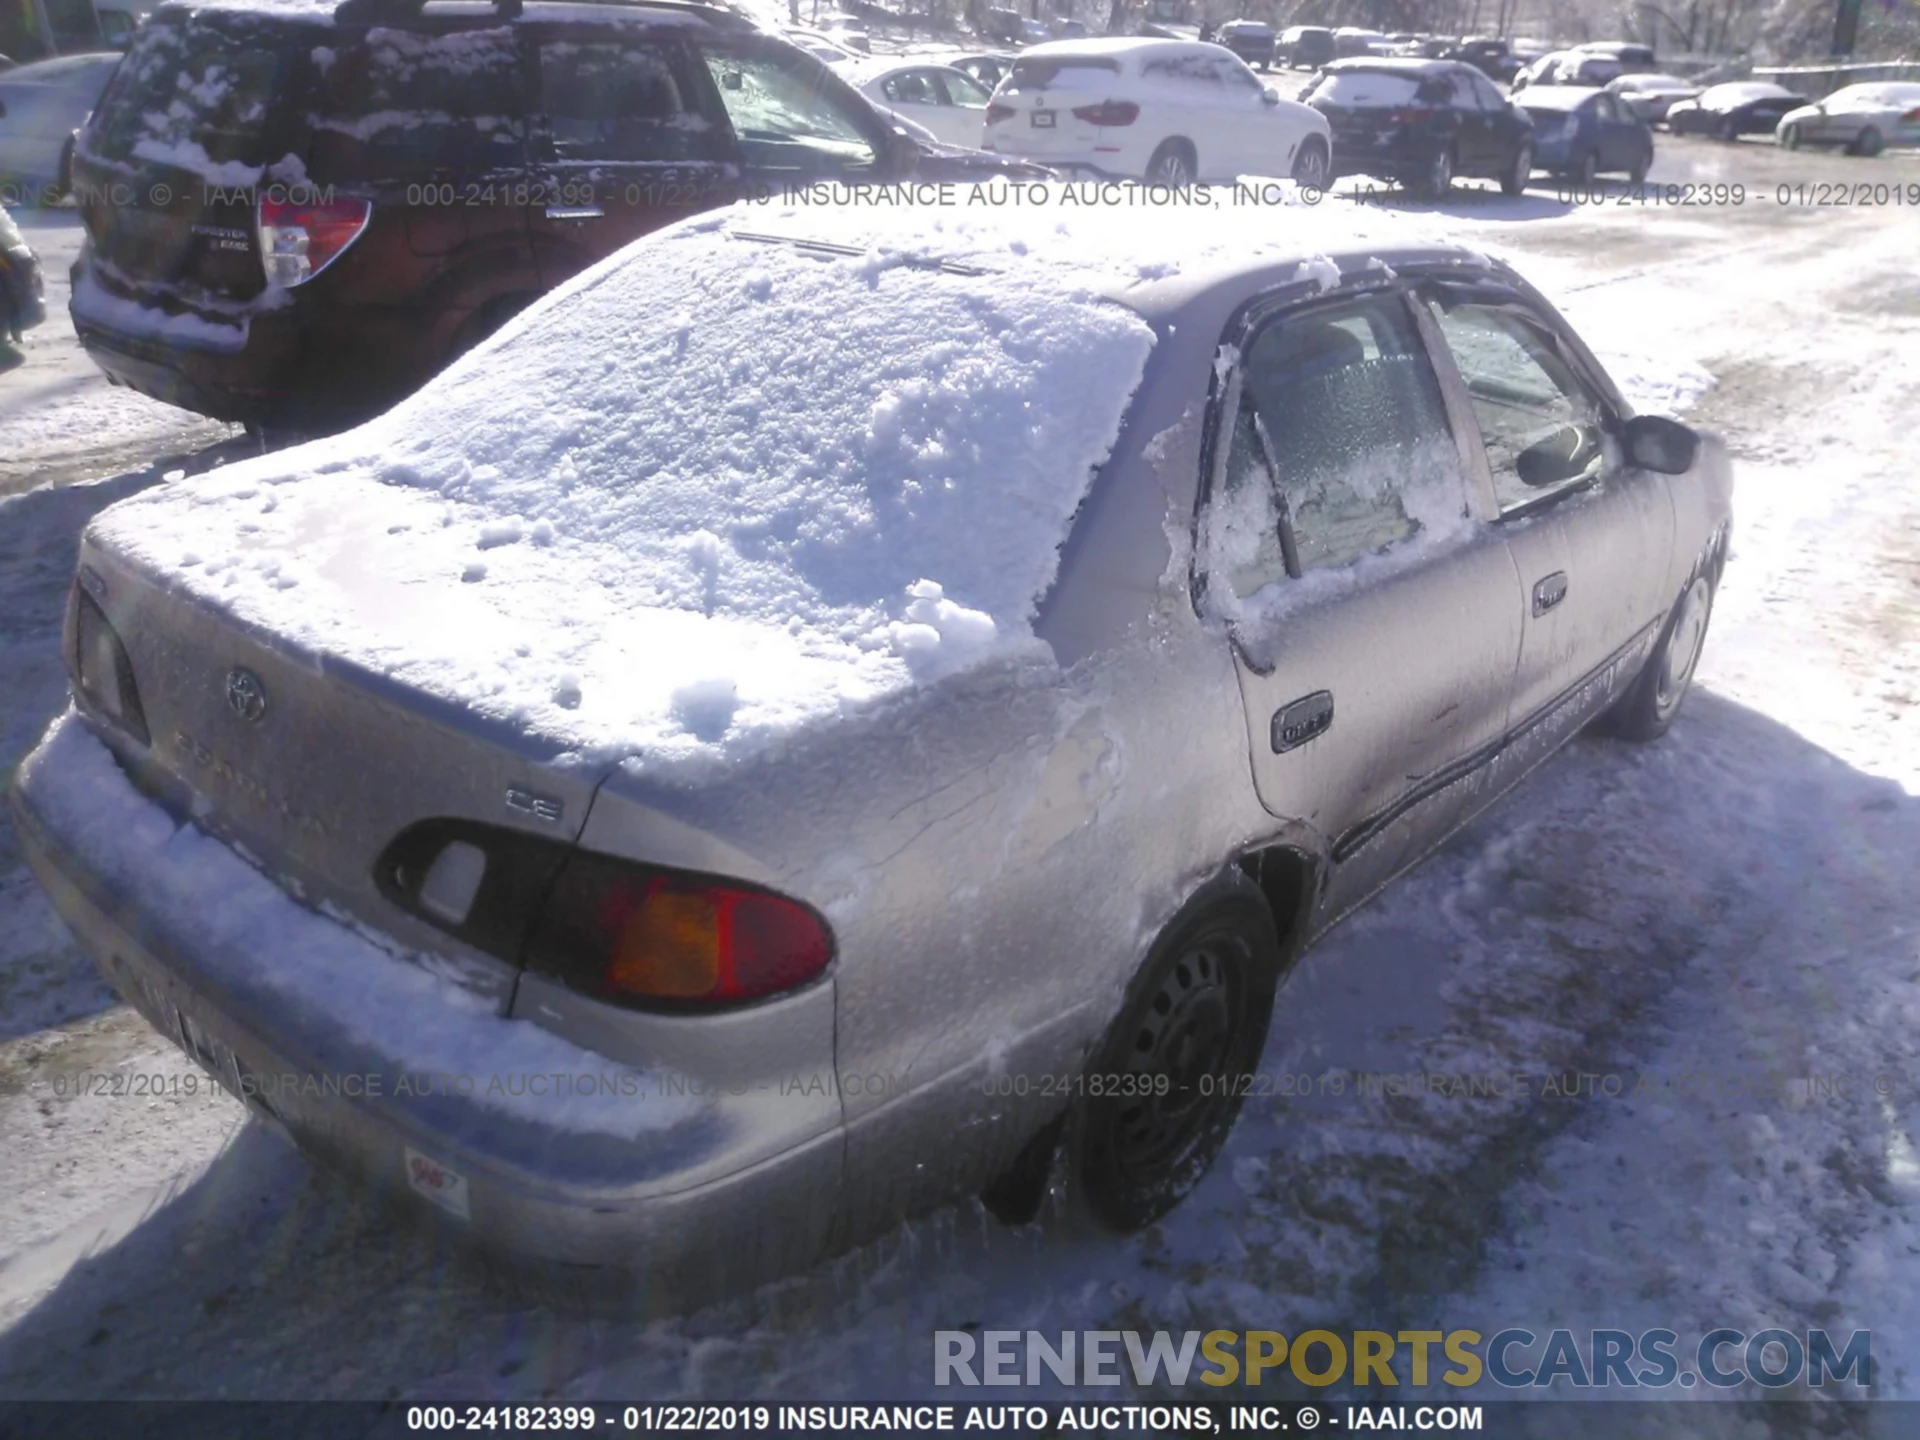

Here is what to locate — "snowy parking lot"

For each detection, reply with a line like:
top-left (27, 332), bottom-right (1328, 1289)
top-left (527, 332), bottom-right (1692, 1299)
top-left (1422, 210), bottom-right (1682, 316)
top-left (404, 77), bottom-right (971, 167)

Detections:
top-left (2, 132), bottom-right (1919, 1423)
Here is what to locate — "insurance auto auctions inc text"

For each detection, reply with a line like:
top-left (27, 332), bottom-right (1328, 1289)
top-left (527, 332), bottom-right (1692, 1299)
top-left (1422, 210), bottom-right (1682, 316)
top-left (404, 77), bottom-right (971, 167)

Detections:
top-left (933, 1327), bottom-right (1871, 1392)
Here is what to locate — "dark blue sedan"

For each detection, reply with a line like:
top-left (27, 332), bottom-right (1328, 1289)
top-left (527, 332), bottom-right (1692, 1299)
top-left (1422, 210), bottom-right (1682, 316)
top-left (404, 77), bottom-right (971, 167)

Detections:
top-left (1520, 84), bottom-right (1655, 184)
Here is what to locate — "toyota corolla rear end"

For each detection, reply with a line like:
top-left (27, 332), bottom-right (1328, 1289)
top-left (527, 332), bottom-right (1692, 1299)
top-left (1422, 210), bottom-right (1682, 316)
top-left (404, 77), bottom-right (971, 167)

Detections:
top-left (10, 538), bottom-right (847, 1303)
top-left (981, 48), bottom-right (1144, 178)
top-left (13, 203), bottom-right (1160, 1302)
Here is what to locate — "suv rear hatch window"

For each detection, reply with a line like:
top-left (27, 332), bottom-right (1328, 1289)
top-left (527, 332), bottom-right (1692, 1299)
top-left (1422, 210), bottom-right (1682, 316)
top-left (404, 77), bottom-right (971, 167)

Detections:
top-left (1308, 70), bottom-right (1429, 108)
top-left (1005, 54), bottom-right (1121, 90)
top-left (87, 9), bottom-right (307, 175)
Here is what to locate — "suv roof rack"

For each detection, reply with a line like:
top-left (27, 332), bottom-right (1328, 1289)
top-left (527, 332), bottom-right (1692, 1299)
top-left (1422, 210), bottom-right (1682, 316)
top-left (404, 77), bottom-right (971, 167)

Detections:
top-left (331, 0), bottom-right (753, 25)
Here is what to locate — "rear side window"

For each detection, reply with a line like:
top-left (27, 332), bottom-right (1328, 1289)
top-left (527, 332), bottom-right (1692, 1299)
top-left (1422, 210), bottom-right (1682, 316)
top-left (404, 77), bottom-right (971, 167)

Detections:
top-left (310, 25), bottom-right (527, 182)
top-left (1207, 293), bottom-right (1467, 596)
top-left (88, 14), bottom-right (305, 167)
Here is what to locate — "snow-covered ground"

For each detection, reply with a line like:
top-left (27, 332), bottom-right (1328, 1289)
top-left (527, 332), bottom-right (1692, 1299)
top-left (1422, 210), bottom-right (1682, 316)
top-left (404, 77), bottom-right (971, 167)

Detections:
top-left (1, 141), bottom-right (1917, 1424)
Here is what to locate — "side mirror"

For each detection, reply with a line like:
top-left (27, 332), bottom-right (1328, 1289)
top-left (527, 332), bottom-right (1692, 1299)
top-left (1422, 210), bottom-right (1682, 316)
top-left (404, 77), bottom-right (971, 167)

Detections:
top-left (1622, 413), bottom-right (1699, 474)
top-left (1262, 87), bottom-right (1280, 104)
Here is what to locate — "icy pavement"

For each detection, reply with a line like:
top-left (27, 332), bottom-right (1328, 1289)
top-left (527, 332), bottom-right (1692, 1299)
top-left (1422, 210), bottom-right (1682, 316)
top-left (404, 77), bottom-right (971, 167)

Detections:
top-left (0, 149), bottom-right (1917, 1422)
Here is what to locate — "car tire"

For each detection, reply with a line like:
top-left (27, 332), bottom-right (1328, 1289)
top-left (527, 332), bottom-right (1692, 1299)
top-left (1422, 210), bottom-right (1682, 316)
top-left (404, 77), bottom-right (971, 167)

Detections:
top-left (1628, 147), bottom-right (1651, 184)
top-left (1716, 116), bottom-right (1737, 142)
top-left (1779, 122), bottom-right (1801, 150)
top-left (1602, 569), bottom-right (1715, 743)
top-left (1414, 145), bottom-right (1454, 199)
top-left (1853, 126), bottom-right (1884, 157)
top-left (1574, 147), bottom-right (1598, 188)
top-left (1500, 140), bottom-right (1532, 195)
top-left (1291, 135), bottom-right (1330, 191)
top-left (1077, 871), bottom-right (1282, 1232)
top-left (1145, 138), bottom-right (1198, 188)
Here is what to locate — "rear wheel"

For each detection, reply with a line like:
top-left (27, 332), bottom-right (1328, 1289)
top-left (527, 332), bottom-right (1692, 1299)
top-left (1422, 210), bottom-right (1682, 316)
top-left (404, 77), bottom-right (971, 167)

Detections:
top-left (1779, 122), bottom-right (1801, 150)
top-left (1500, 140), bottom-right (1533, 196)
top-left (1575, 147), bottom-right (1599, 188)
top-left (1716, 116), bottom-right (1737, 141)
top-left (1145, 139), bottom-right (1197, 187)
top-left (1078, 874), bottom-right (1281, 1232)
top-left (1414, 145), bottom-right (1454, 199)
top-left (1853, 126), bottom-right (1884, 157)
top-left (1602, 571), bottom-right (1715, 742)
top-left (1628, 146), bottom-right (1651, 184)
top-left (1291, 135), bottom-right (1329, 191)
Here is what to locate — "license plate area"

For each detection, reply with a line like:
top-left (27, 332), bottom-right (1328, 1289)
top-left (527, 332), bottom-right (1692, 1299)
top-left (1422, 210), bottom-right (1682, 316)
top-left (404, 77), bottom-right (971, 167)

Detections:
top-left (1032, 109), bottom-right (1056, 128)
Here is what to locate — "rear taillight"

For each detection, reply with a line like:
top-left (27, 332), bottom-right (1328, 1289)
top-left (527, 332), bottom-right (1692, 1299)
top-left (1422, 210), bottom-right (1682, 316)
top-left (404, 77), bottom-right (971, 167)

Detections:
top-left (72, 587), bottom-right (150, 745)
top-left (986, 101), bottom-right (1015, 124)
top-left (526, 849), bottom-right (834, 1010)
top-left (1903, 107), bottom-right (1920, 123)
top-left (1389, 106), bottom-right (1435, 124)
top-left (257, 194), bottom-right (372, 288)
top-left (376, 821), bottom-right (834, 1011)
top-left (1071, 99), bottom-right (1140, 126)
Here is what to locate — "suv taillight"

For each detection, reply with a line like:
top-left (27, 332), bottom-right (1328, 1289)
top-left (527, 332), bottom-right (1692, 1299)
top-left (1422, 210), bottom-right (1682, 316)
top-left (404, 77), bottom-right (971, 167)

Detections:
top-left (1071, 100), bottom-right (1140, 126)
top-left (377, 821), bottom-right (834, 1011)
top-left (527, 849), bottom-right (834, 1009)
top-left (72, 587), bottom-right (150, 745)
top-left (257, 194), bottom-right (372, 288)
top-left (986, 101), bottom-right (1015, 124)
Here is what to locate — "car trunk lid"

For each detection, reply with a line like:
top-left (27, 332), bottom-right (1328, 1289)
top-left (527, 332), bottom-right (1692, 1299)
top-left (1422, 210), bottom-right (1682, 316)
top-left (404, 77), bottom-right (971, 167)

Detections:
top-left (71, 534), bottom-right (609, 1009)
top-left (986, 53), bottom-right (1123, 156)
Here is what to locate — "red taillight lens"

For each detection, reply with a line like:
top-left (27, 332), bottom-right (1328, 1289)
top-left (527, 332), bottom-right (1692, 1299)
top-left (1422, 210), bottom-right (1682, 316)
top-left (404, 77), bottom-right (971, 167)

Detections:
top-left (72, 586), bottom-right (150, 745)
top-left (986, 101), bottom-right (1015, 124)
top-left (1071, 99), bottom-right (1140, 126)
top-left (257, 194), bottom-right (372, 288)
top-left (1903, 107), bottom-right (1920, 123)
top-left (528, 851), bottom-right (834, 1010)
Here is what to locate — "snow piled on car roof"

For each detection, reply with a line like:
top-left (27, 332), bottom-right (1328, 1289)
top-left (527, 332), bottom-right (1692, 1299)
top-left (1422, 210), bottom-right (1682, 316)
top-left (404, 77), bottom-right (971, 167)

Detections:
top-left (90, 203), bottom-right (1261, 767)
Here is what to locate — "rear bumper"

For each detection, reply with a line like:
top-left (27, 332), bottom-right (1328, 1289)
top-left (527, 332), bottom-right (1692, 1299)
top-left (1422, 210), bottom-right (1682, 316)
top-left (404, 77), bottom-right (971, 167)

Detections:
top-left (68, 250), bottom-right (449, 431)
top-left (1329, 135), bottom-right (1442, 181)
top-left (9, 711), bottom-right (841, 1301)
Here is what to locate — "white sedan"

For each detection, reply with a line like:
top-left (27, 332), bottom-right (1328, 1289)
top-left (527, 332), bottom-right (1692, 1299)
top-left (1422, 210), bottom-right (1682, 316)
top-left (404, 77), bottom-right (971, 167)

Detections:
top-left (983, 39), bottom-right (1332, 188)
top-left (846, 61), bottom-right (995, 149)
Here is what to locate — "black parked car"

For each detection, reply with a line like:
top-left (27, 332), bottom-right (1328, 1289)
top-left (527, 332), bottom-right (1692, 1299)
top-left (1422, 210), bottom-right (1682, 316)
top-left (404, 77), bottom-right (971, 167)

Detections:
top-left (67, 0), bottom-right (1047, 431)
top-left (1519, 83), bottom-right (1653, 183)
top-left (1278, 24), bottom-right (1335, 69)
top-left (1450, 36), bottom-right (1519, 83)
top-left (1217, 19), bottom-right (1276, 68)
top-left (1305, 57), bottom-right (1534, 198)
top-left (1666, 82), bottom-right (1807, 140)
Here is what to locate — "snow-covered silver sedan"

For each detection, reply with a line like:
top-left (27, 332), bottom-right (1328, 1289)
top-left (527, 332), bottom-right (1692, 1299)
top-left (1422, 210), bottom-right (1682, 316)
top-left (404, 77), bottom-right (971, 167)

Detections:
top-left (11, 200), bottom-right (1731, 1308)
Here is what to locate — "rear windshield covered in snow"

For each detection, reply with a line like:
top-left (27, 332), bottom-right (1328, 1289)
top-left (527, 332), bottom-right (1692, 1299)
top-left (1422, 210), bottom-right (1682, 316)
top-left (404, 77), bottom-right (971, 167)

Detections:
top-left (309, 25), bottom-right (527, 182)
top-left (1006, 54), bottom-right (1121, 89)
top-left (88, 11), bottom-right (306, 167)
top-left (1307, 70), bottom-right (1434, 107)
top-left (351, 225), bottom-right (1158, 639)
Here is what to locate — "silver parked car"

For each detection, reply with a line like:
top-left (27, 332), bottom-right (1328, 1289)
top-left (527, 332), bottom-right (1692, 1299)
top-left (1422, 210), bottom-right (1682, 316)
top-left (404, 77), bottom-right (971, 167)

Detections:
top-left (0, 50), bottom-right (120, 197)
top-left (11, 206), bottom-right (1732, 1309)
top-left (1776, 81), bottom-right (1920, 156)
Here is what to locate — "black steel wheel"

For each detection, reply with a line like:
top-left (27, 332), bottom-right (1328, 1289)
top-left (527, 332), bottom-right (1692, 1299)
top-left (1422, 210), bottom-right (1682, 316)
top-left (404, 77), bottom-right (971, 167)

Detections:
top-left (1078, 874), bottom-right (1281, 1231)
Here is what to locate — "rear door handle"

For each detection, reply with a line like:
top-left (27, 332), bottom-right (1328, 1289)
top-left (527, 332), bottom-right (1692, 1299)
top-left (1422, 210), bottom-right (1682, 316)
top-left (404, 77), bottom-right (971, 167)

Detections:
top-left (1532, 571), bottom-right (1568, 616)
top-left (544, 205), bottom-right (604, 221)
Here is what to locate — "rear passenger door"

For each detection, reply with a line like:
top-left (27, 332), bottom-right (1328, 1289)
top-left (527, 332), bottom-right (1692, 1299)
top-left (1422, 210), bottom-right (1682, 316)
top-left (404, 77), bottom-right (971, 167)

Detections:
top-left (1589, 91), bottom-right (1638, 169)
top-left (1202, 286), bottom-right (1524, 921)
top-left (1416, 282), bottom-right (1675, 771)
top-left (524, 31), bottom-right (740, 287)
top-left (1442, 67), bottom-right (1495, 171)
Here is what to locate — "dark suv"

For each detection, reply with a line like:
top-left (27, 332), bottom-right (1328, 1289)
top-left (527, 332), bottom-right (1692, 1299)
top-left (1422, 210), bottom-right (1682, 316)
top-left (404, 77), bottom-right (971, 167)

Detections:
top-left (1305, 58), bottom-right (1535, 198)
top-left (68, 0), bottom-right (1033, 430)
